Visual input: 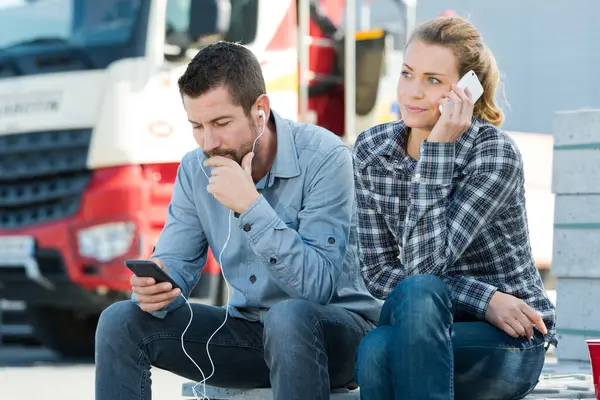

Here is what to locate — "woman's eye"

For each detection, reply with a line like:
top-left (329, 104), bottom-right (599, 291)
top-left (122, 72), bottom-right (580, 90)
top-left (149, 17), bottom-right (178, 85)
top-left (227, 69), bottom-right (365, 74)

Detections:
top-left (401, 71), bottom-right (412, 79)
top-left (428, 77), bottom-right (441, 84)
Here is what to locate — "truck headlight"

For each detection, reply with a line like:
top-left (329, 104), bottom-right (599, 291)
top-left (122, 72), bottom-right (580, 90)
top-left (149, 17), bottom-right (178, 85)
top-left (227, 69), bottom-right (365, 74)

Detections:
top-left (77, 222), bottom-right (136, 262)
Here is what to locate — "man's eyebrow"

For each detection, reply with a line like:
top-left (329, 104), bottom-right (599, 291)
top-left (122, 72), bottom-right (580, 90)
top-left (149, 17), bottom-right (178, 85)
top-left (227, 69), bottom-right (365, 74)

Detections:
top-left (188, 115), bottom-right (234, 125)
top-left (403, 63), bottom-right (447, 76)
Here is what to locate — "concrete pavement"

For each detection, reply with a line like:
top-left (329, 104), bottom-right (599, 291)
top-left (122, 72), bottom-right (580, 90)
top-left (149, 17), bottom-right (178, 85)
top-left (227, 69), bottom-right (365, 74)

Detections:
top-left (0, 345), bottom-right (187, 400)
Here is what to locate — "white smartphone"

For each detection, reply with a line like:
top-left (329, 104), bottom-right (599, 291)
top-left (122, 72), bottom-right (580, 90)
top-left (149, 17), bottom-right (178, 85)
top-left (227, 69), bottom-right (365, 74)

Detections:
top-left (439, 70), bottom-right (484, 113)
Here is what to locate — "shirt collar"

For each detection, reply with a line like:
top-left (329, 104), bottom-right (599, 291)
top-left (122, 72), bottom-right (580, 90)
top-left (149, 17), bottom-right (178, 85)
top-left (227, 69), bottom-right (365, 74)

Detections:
top-left (374, 117), bottom-right (483, 159)
top-left (255, 109), bottom-right (301, 189)
top-left (373, 120), bottom-right (410, 159)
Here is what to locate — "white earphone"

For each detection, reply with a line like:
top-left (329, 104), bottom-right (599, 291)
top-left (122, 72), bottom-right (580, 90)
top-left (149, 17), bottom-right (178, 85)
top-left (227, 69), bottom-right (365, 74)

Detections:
top-left (186, 108), bottom-right (267, 399)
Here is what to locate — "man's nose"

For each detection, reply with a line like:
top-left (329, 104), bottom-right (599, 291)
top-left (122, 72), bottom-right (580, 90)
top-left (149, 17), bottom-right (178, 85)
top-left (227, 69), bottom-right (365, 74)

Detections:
top-left (203, 129), bottom-right (220, 152)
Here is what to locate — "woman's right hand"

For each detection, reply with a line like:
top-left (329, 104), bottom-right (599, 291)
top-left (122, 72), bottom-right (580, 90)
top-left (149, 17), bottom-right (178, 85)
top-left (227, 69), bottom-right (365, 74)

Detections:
top-left (130, 257), bottom-right (181, 313)
top-left (485, 291), bottom-right (548, 339)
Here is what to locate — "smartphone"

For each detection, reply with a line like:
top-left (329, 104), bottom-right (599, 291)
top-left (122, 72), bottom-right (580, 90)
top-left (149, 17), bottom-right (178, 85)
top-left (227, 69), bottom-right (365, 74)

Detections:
top-left (439, 70), bottom-right (484, 113)
top-left (125, 259), bottom-right (181, 290)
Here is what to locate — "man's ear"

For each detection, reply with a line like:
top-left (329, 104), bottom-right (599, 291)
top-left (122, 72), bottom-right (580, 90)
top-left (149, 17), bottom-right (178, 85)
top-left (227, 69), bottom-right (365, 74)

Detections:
top-left (254, 94), bottom-right (271, 120)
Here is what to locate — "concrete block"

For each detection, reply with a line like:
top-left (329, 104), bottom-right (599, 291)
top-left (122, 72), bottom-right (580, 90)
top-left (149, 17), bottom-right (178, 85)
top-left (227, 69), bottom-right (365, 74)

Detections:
top-left (555, 332), bottom-right (597, 362)
top-left (181, 384), bottom-right (360, 399)
top-left (554, 194), bottom-right (600, 224)
top-left (551, 194), bottom-right (600, 276)
top-left (552, 109), bottom-right (600, 194)
top-left (552, 230), bottom-right (600, 277)
top-left (552, 149), bottom-right (600, 194)
top-left (555, 279), bottom-right (600, 328)
top-left (554, 278), bottom-right (600, 362)
top-left (553, 108), bottom-right (600, 146)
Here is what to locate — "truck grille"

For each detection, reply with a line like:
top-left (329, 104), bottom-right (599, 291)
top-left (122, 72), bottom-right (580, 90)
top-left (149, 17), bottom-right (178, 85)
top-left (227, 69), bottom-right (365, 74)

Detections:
top-left (0, 129), bottom-right (92, 229)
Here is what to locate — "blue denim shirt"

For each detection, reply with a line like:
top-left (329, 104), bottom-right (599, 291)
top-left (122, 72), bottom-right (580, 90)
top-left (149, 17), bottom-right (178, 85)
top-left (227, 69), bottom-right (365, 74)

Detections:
top-left (133, 110), bottom-right (382, 324)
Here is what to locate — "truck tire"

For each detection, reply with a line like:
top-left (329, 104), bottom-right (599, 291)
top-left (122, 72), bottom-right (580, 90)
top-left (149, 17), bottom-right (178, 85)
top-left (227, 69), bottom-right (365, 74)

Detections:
top-left (27, 307), bottom-right (98, 359)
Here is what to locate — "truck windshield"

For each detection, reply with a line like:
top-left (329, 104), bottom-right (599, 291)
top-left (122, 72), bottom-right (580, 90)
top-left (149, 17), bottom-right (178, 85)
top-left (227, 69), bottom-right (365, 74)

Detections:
top-left (0, 0), bottom-right (150, 76)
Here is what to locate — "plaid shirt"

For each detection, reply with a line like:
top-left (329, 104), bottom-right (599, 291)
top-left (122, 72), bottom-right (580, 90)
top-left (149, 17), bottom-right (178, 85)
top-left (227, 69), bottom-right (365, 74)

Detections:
top-left (353, 118), bottom-right (557, 346)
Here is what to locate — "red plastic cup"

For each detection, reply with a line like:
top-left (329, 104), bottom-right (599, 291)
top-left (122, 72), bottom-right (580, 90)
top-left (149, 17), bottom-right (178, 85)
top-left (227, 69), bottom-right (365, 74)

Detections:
top-left (587, 339), bottom-right (600, 400)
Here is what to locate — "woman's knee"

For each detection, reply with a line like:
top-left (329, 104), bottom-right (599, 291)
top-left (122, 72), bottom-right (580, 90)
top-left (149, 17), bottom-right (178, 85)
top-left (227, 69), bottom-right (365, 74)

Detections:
top-left (380, 275), bottom-right (453, 325)
top-left (355, 326), bottom-right (392, 383)
top-left (390, 274), bottom-right (450, 301)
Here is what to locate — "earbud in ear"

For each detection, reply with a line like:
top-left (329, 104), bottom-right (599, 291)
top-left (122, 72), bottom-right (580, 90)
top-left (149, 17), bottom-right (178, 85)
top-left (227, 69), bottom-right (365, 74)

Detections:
top-left (258, 110), bottom-right (265, 119)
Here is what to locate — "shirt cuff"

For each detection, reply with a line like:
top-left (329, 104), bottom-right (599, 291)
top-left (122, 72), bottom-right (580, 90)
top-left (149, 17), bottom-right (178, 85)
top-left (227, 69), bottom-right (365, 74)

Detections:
top-left (414, 141), bottom-right (455, 185)
top-left (447, 275), bottom-right (498, 320)
top-left (238, 195), bottom-right (281, 240)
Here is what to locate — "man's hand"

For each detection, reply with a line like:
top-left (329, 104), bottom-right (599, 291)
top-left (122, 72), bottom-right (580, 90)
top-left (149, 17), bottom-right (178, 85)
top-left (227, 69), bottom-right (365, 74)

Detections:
top-left (485, 291), bottom-right (548, 339)
top-left (130, 257), bottom-right (181, 313)
top-left (204, 152), bottom-right (259, 214)
top-left (428, 85), bottom-right (474, 143)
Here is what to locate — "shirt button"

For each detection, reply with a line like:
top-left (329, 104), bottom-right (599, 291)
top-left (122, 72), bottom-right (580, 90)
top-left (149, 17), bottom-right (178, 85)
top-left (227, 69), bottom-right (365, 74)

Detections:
top-left (269, 257), bottom-right (277, 264)
top-left (414, 173), bottom-right (421, 183)
top-left (249, 274), bottom-right (257, 284)
top-left (328, 237), bottom-right (336, 244)
top-left (243, 224), bottom-right (251, 232)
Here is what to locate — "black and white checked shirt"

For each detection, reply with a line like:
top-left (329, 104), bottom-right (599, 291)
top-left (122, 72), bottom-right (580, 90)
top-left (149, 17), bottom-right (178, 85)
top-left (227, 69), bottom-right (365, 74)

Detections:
top-left (353, 118), bottom-right (557, 346)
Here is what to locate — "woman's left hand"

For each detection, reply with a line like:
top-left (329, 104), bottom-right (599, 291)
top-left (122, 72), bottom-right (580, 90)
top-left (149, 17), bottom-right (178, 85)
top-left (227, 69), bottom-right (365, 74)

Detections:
top-left (428, 85), bottom-right (474, 143)
top-left (485, 291), bottom-right (548, 339)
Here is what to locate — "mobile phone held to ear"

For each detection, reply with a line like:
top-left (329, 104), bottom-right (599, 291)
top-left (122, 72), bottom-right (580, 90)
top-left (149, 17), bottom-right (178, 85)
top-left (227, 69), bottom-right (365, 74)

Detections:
top-left (439, 70), bottom-right (484, 113)
top-left (125, 259), bottom-right (181, 290)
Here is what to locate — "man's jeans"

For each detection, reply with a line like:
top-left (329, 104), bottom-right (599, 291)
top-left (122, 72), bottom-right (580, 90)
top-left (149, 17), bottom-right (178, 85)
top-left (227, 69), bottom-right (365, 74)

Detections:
top-left (355, 275), bottom-right (546, 400)
top-left (95, 298), bottom-right (374, 400)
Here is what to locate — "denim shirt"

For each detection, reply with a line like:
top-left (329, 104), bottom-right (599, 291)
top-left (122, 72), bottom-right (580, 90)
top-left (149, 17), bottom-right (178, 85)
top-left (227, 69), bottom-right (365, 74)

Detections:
top-left (133, 110), bottom-right (382, 324)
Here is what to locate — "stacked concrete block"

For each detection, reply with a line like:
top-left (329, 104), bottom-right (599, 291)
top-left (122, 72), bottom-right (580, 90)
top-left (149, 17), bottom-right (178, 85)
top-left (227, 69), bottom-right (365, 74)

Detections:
top-left (551, 109), bottom-right (600, 361)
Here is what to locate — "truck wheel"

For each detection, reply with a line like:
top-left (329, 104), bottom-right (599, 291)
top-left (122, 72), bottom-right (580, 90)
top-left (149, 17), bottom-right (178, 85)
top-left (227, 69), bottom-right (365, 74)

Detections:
top-left (27, 307), bottom-right (98, 359)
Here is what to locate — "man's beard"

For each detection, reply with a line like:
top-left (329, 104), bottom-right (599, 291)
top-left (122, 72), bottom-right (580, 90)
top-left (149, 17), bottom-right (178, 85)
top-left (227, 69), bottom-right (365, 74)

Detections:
top-left (203, 118), bottom-right (259, 165)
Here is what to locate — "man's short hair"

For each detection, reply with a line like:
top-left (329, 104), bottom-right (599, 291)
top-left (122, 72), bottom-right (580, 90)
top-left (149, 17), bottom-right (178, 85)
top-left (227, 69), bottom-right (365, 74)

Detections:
top-left (177, 41), bottom-right (266, 116)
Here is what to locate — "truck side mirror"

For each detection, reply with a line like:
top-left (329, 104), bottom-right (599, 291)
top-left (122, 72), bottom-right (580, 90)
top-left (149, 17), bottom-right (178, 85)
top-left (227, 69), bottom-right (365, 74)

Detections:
top-left (188, 0), bottom-right (231, 41)
top-left (335, 29), bottom-right (388, 116)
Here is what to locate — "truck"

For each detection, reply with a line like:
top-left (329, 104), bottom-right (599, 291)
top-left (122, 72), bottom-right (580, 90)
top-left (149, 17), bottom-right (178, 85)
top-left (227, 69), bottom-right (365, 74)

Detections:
top-left (0, 0), bottom-right (409, 357)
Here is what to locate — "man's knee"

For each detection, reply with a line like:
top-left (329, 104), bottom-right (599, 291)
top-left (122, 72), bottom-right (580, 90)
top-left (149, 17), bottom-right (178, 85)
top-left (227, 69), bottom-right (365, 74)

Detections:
top-left (264, 299), bottom-right (318, 339)
top-left (96, 300), bottom-right (140, 349)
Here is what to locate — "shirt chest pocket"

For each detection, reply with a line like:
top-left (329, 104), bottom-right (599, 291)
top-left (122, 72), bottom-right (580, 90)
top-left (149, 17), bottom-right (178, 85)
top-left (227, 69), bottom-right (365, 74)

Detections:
top-left (371, 191), bottom-right (402, 243)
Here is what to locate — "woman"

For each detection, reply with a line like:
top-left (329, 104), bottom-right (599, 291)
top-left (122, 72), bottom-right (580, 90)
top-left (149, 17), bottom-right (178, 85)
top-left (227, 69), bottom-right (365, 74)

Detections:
top-left (353, 16), bottom-right (556, 400)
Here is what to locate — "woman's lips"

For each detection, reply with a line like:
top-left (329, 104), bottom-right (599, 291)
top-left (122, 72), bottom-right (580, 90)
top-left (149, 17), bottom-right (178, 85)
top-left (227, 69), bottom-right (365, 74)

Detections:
top-left (405, 105), bottom-right (427, 113)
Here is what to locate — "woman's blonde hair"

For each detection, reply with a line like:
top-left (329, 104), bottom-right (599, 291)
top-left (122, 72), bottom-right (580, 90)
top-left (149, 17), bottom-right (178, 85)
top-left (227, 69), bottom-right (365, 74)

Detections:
top-left (408, 17), bottom-right (504, 126)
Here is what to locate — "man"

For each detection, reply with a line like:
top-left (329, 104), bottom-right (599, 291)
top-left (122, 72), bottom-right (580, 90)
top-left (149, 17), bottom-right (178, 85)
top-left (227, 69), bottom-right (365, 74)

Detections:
top-left (94, 41), bottom-right (381, 400)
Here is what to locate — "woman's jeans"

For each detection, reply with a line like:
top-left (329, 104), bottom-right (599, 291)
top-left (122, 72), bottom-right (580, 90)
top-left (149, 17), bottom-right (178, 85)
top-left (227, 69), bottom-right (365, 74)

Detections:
top-left (355, 275), bottom-right (546, 400)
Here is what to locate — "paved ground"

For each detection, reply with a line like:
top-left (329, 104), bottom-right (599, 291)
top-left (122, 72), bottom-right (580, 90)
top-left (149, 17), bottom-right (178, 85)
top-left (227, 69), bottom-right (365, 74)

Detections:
top-left (0, 345), bottom-right (595, 400)
top-left (0, 345), bottom-right (187, 400)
